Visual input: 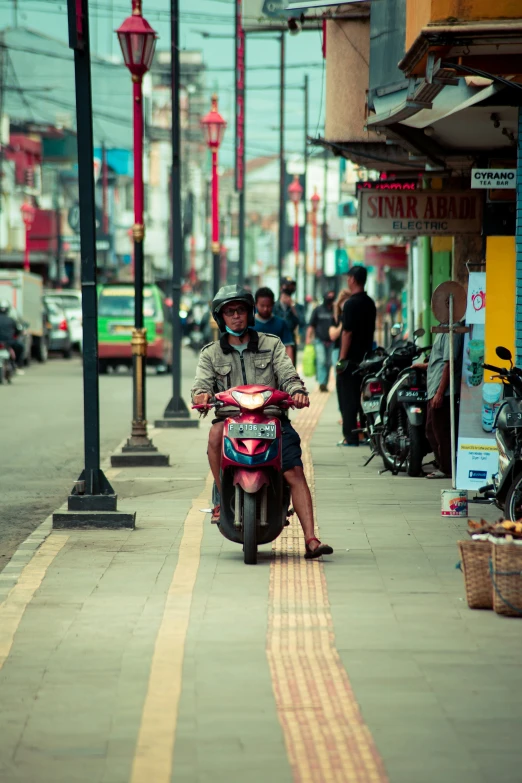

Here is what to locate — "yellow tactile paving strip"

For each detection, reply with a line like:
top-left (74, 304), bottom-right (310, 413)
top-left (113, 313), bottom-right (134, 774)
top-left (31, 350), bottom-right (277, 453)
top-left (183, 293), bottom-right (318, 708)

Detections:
top-left (267, 390), bottom-right (389, 783)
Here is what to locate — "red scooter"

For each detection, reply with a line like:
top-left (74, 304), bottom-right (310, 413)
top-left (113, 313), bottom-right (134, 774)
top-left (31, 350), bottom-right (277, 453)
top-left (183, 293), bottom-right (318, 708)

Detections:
top-left (194, 384), bottom-right (298, 564)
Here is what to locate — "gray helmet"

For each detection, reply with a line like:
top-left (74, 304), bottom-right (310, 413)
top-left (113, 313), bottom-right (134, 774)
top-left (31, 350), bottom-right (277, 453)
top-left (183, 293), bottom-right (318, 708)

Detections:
top-left (0, 300), bottom-right (10, 315)
top-left (211, 285), bottom-right (255, 333)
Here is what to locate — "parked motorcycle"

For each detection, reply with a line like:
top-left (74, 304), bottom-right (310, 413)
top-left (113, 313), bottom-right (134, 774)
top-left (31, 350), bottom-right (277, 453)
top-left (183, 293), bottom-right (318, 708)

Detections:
top-left (194, 384), bottom-right (297, 564)
top-left (358, 347), bottom-right (388, 457)
top-left (479, 346), bottom-right (522, 520)
top-left (0, 342), bottom-right (15, 384)
top-left (376, 331), bottom-right (430, 477)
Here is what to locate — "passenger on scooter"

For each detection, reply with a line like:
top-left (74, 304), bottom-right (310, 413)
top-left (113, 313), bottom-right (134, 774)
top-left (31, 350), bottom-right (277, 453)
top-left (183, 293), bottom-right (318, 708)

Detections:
top-left (0, 301), bottom-right (24, 368)
top-left (192, 285), bottom-right (333, 559)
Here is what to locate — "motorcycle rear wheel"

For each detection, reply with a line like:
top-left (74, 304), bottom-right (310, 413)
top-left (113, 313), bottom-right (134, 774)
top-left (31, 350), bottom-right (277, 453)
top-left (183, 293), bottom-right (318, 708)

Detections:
top-left (243, 491), bottom-right (258, 565)
top-left (406, 422), bottom-right (424, 477)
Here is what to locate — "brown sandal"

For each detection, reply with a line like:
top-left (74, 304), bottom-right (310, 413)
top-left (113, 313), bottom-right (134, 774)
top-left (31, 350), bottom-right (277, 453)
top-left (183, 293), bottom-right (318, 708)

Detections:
top-left (211, 505), bottom-right (220, 524)
top-left (304, 537), bottom-right (333, 560)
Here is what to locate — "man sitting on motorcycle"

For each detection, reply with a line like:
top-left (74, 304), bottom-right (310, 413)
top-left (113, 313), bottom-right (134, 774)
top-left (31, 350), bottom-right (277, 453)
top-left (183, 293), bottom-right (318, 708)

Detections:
top-left (0, 300), bottom-right (24, 368)
top-left (192, 285), bottom-right (333, 560)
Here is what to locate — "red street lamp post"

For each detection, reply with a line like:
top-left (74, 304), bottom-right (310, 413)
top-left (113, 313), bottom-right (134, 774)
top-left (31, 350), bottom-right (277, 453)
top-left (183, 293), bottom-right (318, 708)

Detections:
top-left (201, 95), bottom-right (226, 295)
top-left (113, 0), bottom-right (166, 464)
top-left (21, 201), bottom-right (36, 272)
top-left (288, 174), bottom-right (303, 278)
top-left (310, 187), bottom-right (321, 294)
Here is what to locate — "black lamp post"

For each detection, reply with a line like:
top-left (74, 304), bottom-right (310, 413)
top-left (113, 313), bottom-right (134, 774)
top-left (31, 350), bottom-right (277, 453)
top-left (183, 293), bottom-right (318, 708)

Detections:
top-left (54, 0), bottom-right (134, 528)
top-left (156, 0), bottom-right (199, 429)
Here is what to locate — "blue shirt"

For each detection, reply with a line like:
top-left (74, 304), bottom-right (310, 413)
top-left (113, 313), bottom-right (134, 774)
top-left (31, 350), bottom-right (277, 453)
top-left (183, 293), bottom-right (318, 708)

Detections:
top-left (254, 315), bottom-right (295, 346)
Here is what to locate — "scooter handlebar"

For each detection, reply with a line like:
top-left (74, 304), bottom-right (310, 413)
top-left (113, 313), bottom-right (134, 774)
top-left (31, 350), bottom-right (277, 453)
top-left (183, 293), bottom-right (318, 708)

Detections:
top-left (483, 363), bottom-right (505, 374)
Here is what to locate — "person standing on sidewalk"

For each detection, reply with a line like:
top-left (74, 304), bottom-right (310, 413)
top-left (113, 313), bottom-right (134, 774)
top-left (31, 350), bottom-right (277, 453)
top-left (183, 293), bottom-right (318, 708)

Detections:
top-left (329, 289), bottom-right (351, 416)
top-left (306, 291), bottom-right (336, 392)
top-left (336, 267), bottom-right (376, 447)
top-left (273, 278), bottom-right (306, 365)
top-left (418, 328), bottom-right (463, 479)
top-left (254, 286), bottom-right (295, 361)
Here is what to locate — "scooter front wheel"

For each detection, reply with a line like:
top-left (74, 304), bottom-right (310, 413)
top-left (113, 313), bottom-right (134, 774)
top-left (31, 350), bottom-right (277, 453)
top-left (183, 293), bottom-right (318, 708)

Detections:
top-left (242, 491), bottom-right (257, 565)
top-left (505, 473), bottom-right (522, 521)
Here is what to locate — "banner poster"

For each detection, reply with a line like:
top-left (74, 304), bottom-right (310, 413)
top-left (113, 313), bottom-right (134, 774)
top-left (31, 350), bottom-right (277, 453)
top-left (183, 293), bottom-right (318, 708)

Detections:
top-left (456, 272), bottom-right (500, 490)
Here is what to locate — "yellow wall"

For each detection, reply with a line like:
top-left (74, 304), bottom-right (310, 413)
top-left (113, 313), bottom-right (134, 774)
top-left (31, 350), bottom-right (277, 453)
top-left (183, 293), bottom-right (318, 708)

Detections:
top-left (485, 236), bottom-right (516, 380)
top-left (406, 0), bottom-right (431, 50)
top-left (432, 1), bottom-right (522, 22)
top-left (406, 0), bottom-right (522, 49)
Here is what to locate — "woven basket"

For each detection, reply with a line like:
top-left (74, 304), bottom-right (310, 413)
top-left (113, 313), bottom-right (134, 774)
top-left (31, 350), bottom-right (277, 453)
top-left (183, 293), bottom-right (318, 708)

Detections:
top-left (458, 540), bottom-right (493, 610)
top-left (490, 542), bottom-right (522, 618)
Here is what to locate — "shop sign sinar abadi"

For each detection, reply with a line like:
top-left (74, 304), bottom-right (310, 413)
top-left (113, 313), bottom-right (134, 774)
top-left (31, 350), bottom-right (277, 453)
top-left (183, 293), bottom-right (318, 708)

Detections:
top-left (357, 190), bottom-right (482, 236)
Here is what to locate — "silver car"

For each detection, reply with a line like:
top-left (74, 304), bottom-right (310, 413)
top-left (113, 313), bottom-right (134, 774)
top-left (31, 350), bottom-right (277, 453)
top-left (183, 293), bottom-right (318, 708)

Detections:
top-left (44, 291), bottom-right (82, 351)
top-left (44, 301), bottom-right (73, 358)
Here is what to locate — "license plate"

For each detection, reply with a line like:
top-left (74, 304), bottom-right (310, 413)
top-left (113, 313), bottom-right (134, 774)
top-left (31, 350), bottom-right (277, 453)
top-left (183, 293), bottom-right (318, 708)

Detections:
top-left (362, 399), bottom-right (380, 413)
top-left (398, 390), bottom-right (427, 402)
top-left (112, 325), bottom-right (133, 334)
top-left (228, 423), bottom-right (276, 439)
top-left (506, 411), bottom-right (522, 428)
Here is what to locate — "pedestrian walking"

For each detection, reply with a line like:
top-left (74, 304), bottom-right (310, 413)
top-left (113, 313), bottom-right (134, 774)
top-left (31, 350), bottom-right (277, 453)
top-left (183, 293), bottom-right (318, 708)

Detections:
top-left (306, 291), bottom-right (336, 391)
top-left (416, 327), bottom-right (464, 478)
top-left (336, 267), bottom-right (376, 447)
top-left (254, 286), bottom-right (295, 360)
top-left (273, 278), bottom-right (306, 365)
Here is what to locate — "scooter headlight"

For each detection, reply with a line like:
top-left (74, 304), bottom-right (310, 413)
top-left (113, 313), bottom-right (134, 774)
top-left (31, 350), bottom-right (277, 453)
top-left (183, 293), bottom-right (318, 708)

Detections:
top-left (231, 390), bottom-right (272, 410)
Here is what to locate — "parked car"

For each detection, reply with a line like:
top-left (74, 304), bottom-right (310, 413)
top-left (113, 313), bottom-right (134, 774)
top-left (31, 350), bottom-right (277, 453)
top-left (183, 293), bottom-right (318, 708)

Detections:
top-left (44, 301), bottom-right (73, 358)
top-left (97, 283), bottom-right (172, 374)
top-left (44, 290), bottom-right (82, 351)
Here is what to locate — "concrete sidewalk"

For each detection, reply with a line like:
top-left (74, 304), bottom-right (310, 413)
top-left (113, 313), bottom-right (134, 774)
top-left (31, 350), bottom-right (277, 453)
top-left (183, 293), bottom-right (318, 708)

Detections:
top-left (0, 387), bottom-right (521, 783)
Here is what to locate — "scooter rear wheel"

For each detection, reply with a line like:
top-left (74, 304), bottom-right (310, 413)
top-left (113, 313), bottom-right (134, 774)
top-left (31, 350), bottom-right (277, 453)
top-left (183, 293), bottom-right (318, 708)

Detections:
top-left (243, 491), bottom-right (257, 565)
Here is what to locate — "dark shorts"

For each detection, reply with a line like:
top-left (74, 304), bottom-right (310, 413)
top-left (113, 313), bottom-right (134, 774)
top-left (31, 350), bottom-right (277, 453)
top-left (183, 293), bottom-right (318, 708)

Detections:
top-left (212, 417), bottom-right (303, 472)
top-left (281, 420), bottom-right (303, 472)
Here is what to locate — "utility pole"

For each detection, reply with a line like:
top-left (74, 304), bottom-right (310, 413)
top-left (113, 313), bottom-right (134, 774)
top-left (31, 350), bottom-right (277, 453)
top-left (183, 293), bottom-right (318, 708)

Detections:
top-left (303, 74), bottom-right (309, 299)
top-left (158, 0), bottom-right (198, 429)
top-left (54, 0), bottom-right (133, 528)
top-left (236, 0), bottom-right (246, 286)
top-left (321, 151), bottom-right (328, 296)
top-left (277, 32), bottom-right (285, 286)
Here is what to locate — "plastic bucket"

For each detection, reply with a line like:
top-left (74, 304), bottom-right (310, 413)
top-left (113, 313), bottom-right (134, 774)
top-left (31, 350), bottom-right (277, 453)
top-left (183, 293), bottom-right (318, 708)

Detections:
top-left (441, 489), bottom-right (468, 517)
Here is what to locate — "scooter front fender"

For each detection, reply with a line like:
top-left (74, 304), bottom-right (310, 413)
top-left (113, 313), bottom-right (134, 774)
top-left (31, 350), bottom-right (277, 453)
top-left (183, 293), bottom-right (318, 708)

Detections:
top-left (233, 469), bottom-right (270, 494)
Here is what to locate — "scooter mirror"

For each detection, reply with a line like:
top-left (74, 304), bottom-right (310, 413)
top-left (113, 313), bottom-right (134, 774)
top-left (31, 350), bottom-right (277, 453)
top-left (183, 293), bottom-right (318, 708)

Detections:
top-left (496, 346), bottom-right (512, 362)
top-left (390, 324), bottom-right (402, 337)
top-left (414, 328), bottom-right (425, 339)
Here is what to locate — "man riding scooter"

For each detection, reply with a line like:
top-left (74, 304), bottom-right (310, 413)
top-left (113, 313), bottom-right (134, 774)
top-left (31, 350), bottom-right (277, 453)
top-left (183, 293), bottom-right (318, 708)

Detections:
top-left (0, 300), bottom-right (24, 370)
top-left (192, 285), bottom-right (333, 560)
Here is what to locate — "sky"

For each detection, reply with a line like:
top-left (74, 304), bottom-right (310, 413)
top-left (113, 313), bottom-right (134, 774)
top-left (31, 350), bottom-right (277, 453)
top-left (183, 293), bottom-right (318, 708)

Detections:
top-left (0, 0), bottom-right (327, 167)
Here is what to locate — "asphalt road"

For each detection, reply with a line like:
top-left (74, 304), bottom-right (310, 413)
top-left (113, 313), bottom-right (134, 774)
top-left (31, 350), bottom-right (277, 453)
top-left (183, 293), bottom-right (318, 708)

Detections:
top-left (0, 351), bottom-right (198, 570)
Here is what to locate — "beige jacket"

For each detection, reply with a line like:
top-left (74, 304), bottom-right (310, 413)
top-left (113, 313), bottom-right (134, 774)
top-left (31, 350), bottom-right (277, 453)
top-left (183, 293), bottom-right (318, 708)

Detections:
top-left (191, 329), bottom-right (307, 411)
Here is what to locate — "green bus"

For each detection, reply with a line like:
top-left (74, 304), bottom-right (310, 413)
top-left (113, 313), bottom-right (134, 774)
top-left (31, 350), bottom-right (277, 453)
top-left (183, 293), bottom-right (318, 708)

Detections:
top-left (97, 283), bottom-right (172, 374)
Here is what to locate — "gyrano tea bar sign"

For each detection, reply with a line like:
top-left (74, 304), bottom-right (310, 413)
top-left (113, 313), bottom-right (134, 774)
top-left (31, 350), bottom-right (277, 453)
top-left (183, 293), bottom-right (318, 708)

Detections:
top-left (357, 191), bottom-right (482, 236)
top-left (471, 168), bottom-right (515, 189)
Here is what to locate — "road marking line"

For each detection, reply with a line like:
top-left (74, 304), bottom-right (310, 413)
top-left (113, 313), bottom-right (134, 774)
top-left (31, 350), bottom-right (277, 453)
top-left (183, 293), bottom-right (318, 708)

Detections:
top-left (268, 392), bottom-right (389, 782)
top-left (130, 474), bottom-right (212, 783)
top-left (0, 534), bottom-right (68, 670)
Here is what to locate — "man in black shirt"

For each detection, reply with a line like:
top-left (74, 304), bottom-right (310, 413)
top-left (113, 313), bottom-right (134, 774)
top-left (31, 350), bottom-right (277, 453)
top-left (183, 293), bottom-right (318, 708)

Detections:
top-left (336, 266), bottom-right (376, 446)
top-left (306, 291), bottom-right (335, 391)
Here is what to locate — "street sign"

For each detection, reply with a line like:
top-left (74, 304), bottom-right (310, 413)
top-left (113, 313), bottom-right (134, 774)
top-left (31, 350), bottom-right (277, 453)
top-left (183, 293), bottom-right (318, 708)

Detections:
top-left (357, 190), bottom-right (482, 236)
top-left (471, 169), bottom-right (516, 189)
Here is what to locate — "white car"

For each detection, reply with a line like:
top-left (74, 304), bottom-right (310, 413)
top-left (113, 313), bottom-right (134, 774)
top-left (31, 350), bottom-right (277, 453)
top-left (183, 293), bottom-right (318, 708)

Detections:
top-left (44, 290), bottom-right (82, 351)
